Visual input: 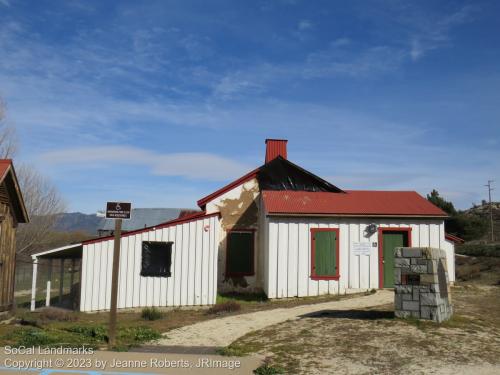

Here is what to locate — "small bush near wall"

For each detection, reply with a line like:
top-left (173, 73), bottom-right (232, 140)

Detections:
top-left (141, 307), bottom-right (164, 321)
top-left (456, 243), bottom-right (500, 257)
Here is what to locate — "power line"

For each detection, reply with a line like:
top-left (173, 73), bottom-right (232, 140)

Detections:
top-left (485, 180), bottom-right (495, 242)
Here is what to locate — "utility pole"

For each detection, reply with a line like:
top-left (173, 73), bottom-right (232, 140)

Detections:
top-left (485, 180), bottom-right (494, 242)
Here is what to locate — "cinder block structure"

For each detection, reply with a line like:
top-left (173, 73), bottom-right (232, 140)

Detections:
top-left (394, 247), bottom-right (453, 322)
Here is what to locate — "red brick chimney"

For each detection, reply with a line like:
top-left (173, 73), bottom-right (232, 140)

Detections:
top-left (265, 139), bottom-right (288, 163)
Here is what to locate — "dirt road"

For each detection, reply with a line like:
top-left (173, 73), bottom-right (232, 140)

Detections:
top-left (157, 290), bottom-right (393, 347)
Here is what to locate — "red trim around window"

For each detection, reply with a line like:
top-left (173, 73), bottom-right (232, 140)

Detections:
top-left (310, 228), bottom-right (340, 280)
top-left (378, 227), bottom-right (412, 288)
top-left (225, 229), bottom-right (256, 277)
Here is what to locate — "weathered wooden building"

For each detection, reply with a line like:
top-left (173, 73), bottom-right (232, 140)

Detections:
top-left (0, 160), bottom-right (29, 312)
top-left (30, 140), bottom-right (458, 312)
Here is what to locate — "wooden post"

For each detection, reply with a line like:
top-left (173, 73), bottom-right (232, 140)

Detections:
top-left (58, 258), bottom-right (64, 304)
top-left (70, 258), bottom-right (75, 302)
top-left (30, 257), bottom-right (38, 311)
top-left (46, 280), bottom-right (51, 307)
top-left (108, 219), bottom-right (122, 349)
top-left (46, 259), bottom-right (52, 307)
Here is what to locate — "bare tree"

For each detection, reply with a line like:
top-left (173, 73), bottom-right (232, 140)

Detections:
top-left (16, 165), bottom-right (66, 254)
top-left (0, 98), bottom-right (18, 158)
top-left (1, 97), bottom-right (66, 254)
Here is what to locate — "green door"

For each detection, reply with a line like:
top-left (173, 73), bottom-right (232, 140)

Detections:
top-left (382, 231), bottom-right (408, 287)
top-left (314, 231), bottom-right (337, 277)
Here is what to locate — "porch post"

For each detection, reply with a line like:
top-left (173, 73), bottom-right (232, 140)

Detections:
top-left (30, 256), bottom-right (38, 311)
top-left (46, 281), bottom-right (51, 307)
top-left (46, 259), bottom-right (52, 307)
top-left (58, 258), bottom-right (64, 304)
top-left (70, 259), bottom-right (75, 292)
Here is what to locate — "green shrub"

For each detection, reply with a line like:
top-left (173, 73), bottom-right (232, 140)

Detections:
top-left (253, 358), bottom-right (285, 375)
top-left (14, 328), bottom-right (55, 347)
top-left (141, 307), bottom-right (163, 321)
top-left (66, 325), bottom-right (107, 341)
top-left (206, 301), bottom-right (241, 315)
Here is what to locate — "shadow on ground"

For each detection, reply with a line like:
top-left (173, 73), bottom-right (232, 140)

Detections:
top-left (299, 309), bottom-right (394, 320)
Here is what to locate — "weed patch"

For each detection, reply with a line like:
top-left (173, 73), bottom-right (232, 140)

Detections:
top-left (254, 358), bottom-right (285, 375)
top-left (141, 307), bottom-right (164, 321)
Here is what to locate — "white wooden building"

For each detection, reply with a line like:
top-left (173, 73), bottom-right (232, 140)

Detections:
top-left (30, 139), bottom-right (460, 312)
top-left (31, 213), bottom-right (220, 312)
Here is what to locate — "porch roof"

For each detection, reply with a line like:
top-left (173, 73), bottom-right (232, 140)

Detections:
top-left (31, 243), bottom-right (83, 259)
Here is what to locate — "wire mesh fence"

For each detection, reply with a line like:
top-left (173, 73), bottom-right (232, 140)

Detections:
top-left (14, 258), bottom-right (81, 310)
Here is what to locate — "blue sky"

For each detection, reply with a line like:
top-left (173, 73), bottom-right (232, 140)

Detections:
top-left (0, 0), bottom-right (498, 213)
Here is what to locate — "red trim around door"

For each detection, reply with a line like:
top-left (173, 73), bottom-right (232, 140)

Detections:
top-left (310, 228), bottom-right (340, 280)
top-left (225, 229), bottom-right (256, 277)
top-left (378, 227), bottom-right (412, 288)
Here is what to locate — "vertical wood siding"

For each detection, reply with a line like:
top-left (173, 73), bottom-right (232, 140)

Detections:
top-left (265, 217), bottom-right (447, 298)
top-left (80, 215), bottom-right (220, 312)
top-left (0, 202), bottom-right (16, 312)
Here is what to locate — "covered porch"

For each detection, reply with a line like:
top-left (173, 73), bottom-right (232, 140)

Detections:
top-left (30, 244), bottom-right (83, 311)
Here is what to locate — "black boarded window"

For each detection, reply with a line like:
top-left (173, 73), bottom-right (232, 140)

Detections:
top-left (141, 241), bottom-right (173, 277)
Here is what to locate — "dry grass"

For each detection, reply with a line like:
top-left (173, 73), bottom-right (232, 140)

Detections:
top-left (206, 301), bottom-right (241, 315)
top-left (224, 262), bottom-right (500, 374)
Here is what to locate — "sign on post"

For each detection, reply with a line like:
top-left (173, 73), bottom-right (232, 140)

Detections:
top-left (106, 201), bottom-right (131, 349)
top-left (105, 202), bottom-right (132, 220)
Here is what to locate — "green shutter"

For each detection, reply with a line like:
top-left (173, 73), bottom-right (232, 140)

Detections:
top-left (227, 232), bottom-right (254, 275)
top-left (382, 232), bottom-right (406, 288)
top-left (314, 231), bottom-right (337, 277)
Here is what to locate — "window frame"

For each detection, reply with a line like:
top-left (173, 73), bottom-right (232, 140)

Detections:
top-left (225, 229), bottom-right (255, 277)
top-left (140, 240), bottom-right (173, 278)
top-left (310, 228), bottom-right (340, 280)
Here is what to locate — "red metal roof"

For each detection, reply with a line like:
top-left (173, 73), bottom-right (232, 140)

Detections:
top-left (0, 159), bottom-right (12, 181)
top-left (445, 233), bottom-right (465, 244)
top-left (262, 190), bottom-right (447, 217)
top-left (0, 159), bottom-right (29, 223)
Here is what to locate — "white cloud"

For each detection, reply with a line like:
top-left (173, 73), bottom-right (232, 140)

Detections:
top-left (298, 19), bottom-right (312, 31)
top-left (407, 5), bottom-right (476, 61)
top-left (410, 38), bottom-right (423, 61)
top-left (40, 146), bottom-right (252, 181)
top-left (0, 0), bottom-right (10, 7)
top-left (331, 38), bottom-right (351, 47)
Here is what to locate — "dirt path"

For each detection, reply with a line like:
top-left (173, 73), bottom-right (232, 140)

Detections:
top-left (157, 290), bottom-right (392, 347)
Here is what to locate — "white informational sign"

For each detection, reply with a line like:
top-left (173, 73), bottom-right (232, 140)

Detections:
top-left (353, 242), bottom-right (372, 256)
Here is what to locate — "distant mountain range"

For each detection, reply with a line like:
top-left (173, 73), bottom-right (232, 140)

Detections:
top-left (54, 212), bottom-right (104, 234)
top-left (53, 208), bottom-right (198, 236)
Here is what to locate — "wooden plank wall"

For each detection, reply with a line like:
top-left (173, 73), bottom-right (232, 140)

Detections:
top-left (265, 217), bottom-right (447, 299)
top-left (0, 200), bottom-right (16, 312)
top-left (80, 215), bottom-right (220, 312)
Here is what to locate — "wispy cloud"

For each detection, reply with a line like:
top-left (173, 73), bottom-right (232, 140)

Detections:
top-left (40, 146), bottom-right (252, 181)
top-left (405, 5), bottom-right (477, 61)
top-left (0, 0), bottom-right (10, 7)
top-left (298, 19), bottom-right (313, 31)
